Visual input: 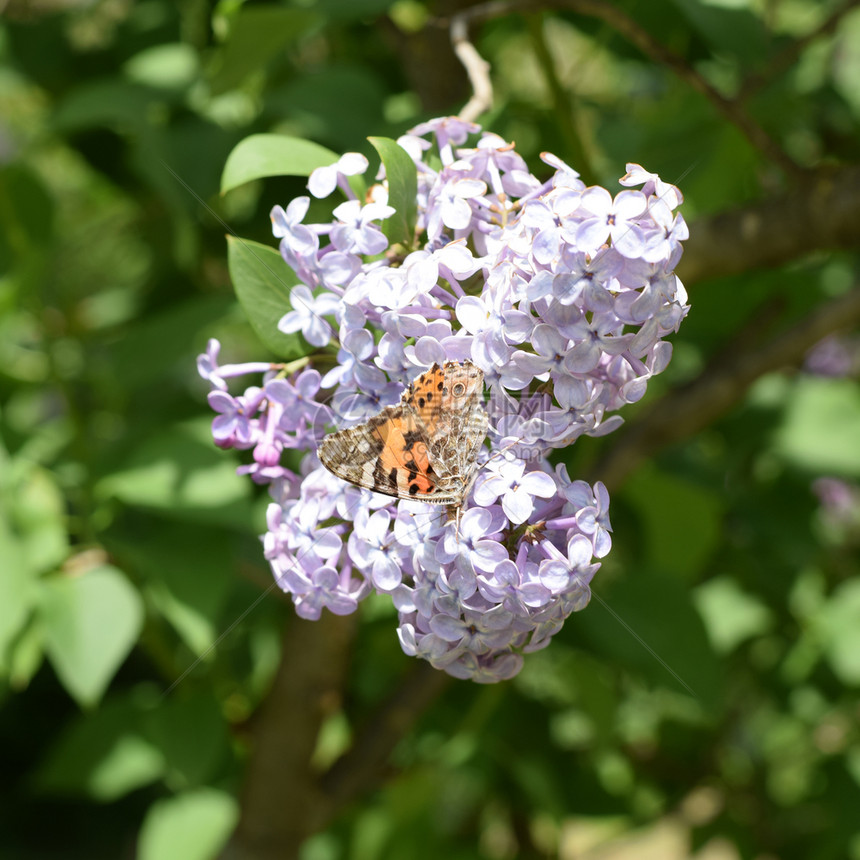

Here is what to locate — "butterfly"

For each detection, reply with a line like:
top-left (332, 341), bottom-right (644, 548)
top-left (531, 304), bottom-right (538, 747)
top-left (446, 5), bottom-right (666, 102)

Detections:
top-left (318, 360), bottom-right (488, 511)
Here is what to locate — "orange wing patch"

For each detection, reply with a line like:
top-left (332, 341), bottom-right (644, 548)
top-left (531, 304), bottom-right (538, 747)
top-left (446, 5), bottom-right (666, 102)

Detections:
top-left (318, 360), bottom-right (487, 508)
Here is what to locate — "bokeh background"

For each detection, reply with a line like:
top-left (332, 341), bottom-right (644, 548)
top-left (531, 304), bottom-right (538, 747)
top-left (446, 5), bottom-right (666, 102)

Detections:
top-left (2, 1), bottom-right (860, 858)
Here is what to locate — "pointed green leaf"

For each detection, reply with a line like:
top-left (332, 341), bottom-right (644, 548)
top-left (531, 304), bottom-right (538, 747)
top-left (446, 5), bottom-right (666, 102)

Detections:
top-left (227, 236), bottom-right (307, 359)
top-left (35, 692), bottom-right (165, 800)
top-left (138, 788), bottom-right (239, 860)
top-left (368, 136), bottom-right (417, 247)
top-left (40, 566), bottom-right (144, 708)
top-left (143, 690), bottom-right (230, 788)
top-left (221, 134), bottom-right (338, 194)
top-left (209, 7), bottom-right (321, 95)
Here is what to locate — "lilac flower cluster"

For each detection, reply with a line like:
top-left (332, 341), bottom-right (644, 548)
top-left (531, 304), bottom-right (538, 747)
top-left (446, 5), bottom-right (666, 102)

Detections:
top-left (199, 117), bottom-right (689, 682)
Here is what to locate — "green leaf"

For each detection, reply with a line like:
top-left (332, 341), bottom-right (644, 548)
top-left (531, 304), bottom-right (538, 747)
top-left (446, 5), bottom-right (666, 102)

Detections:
top-left (108, 296), bottom-right (236, 389)
top-left (832, 11), bottom-right (860, 120)
top-left (209, 7), bottom-right (322, 95)
top-left (8, 615), bottom-right (44, 690)
top-left (40, 565), bottom-right (144, 708)
top-left (221, 134), bottom-right (338, 194)
top-left (123, 44), bottom-right (199, 91)
top-left (693, 577), bottom-right (774, 654)
top-left (621, 465), bottom-right (723, 580)
top-left (818, 579), bottom-right (860, 685)
top-left (267, 65), bottom-right (385, 155)
top-left (137, 788), bottom-right (239, 860)
top-left (676, 4), bottom-right (767, 63)
top-left (113, 521), bottom-right (234, 657)
top-left (10, 464), bottom-right (68, 574)
top-left (52, 79), bottom-right (158, 132)
top-left (369, 136), bottom-right (417, 247)
top-left (315, 0), bottom-right (395, 20)
top-left (0, 522), bottom-right (37, 676)
top-left (96, 419), bottom-right (254, 528)
top-left (576, 571), bottom-right (723, 710)
top-left (227, 236), bottom-right (307, 359)
top-left (144, 691), bottom-right (231, 788)
top-left (0, 164), bottom-right (56, 253)
top-left (775, 377), bottom-right (860, 477)
top-left (35, 691), bottom-right (165, 801)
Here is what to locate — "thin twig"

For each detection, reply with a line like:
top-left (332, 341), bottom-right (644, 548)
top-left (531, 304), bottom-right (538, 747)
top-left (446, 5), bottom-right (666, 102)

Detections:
top-left (738, 0), bottom-right (860, 102)
top-left (450, 9), bottom-right (495, 121)
top-left (442, 0), bottom-right (803, 177)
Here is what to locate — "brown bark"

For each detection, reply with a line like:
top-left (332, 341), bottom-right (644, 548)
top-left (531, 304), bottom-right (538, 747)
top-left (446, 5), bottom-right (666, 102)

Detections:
top-left (220, 612), bottom-right (355, 860)
top-left (220, 614), bottom-right (451, 859)
top-left (678, 166), bottom-right (860, 286)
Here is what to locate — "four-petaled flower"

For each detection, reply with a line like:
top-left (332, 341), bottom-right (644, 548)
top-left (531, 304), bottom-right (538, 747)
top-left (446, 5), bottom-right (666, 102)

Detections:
top-left (277, 285), bottom-right (340, 347)
top-left (473, 458), bottom-right (558, 524)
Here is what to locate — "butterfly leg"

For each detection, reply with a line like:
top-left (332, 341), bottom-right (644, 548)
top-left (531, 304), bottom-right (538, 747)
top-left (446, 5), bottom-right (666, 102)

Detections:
top-left (445, 504), bottom-right (463, 541)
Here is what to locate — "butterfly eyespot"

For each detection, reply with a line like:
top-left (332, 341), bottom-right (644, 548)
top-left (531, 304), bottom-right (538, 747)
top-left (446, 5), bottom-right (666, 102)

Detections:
top-left (452, 382), bottom-right (466, 397)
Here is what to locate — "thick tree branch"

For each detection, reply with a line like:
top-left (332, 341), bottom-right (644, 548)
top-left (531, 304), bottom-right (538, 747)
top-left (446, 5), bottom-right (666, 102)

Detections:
top-left (221, 612), bottom-right (356, 860)
top-left (678, 165), bottom-right (860, 286)
top-left (222, 613), bottom-right (452, 859)
top-left (319, 660), bottom-right (452, 812)
top-left (590, 286), bottom-right (860, 491)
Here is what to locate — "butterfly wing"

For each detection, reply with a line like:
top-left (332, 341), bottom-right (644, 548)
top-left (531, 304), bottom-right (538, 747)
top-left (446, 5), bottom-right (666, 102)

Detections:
top-left (318, 405), bottom-right (457, 504)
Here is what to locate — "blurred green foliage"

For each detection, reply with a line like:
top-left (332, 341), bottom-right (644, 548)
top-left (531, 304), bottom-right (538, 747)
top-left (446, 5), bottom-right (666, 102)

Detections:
top-left (1, 1), bottom-right (859, 859)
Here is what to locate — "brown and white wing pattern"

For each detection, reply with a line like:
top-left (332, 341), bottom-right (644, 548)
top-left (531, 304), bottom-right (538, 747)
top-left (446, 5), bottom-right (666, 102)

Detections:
top-left (317, 361), bottom-right (487, 507)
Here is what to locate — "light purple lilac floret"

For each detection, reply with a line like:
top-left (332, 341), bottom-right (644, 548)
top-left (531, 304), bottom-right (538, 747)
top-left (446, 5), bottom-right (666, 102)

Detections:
top-left (199, 116), bottom-right (690, 683)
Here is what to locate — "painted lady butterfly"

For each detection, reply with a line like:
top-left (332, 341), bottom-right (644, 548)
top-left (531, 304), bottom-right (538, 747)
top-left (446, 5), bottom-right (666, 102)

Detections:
top-left (318, 360), bottom-right (488, 510)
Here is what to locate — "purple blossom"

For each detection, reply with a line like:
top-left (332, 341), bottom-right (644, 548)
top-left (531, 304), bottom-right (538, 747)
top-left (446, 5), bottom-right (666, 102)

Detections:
top-left (575, 187), bottom-right (648, 258)
top-left (308, 152), bottom-right (369, 199)
top-left (473, 458), bottom-right (558, 524)
top-left (271, 197), bottom-right (318, 257)
top-left (200, 116), bottom-right (690, 683)
top-left (427, 174), bottom-right (487, 242)
top-left (277, 285), bottom-right (340, 347)
top-left (348, 508), bottom-right (406, 591)
top-left (278, 562), bottom-right (368, 621)
top-left (208, 389), bottom-right (257, 448)
top-left (330, 200), bottom-right (394, 255)
top-left (197, 338), bottom-right (274, 391)
top-left (436, 507), bottom-right (509, 576)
